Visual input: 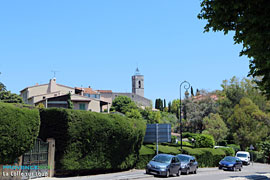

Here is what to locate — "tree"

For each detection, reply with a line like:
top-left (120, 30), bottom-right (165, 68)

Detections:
top-left (196, 89), bottom-right (200, 96)
top-left (0, 82), bottom-right (6, 91)
top-left (0, 91), bottom-right (23, 103)
top-left (198, 1), bottom-right (270, 98)
top-left (168, 101), bottom-right (172, 113)
top-left (191, 86), bottom-right (194, 97)
top-left (260, 141), bottom-right (270, 163)
top-left (228, 97), bottom-right (269, 150)
top-left (171, 99), bottom-right (180, 118)
top-left (125, 109), bottom-right (143, 119)
top-left (218, 77), bottom-right (270, 123)
top-left (163, 99), bottom-right (166, 109)
top-left (110, 96), bottom-right (138, 114)
top-left (67, 92), bottom-right (74, 109)
top-left (182, 95), bottom-right (218, 133)
top-left (154, 98), bottom-right (163, 111)
top-left (141, 107), bottom-right (161, 124)
top-left (0, 82), bottom-right (23, 103)
top-left (202, 113), bottom-right (228, 143)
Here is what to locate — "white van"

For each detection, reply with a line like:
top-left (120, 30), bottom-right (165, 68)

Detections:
top-left (235, 151), bottom-right (250, 165)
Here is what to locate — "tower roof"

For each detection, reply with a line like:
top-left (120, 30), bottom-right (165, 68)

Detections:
top-left (135, 67), bottom-right (140, 75)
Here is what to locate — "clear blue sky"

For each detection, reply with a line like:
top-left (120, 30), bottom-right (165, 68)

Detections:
top-left (0, 1), bottom-right (250, 103)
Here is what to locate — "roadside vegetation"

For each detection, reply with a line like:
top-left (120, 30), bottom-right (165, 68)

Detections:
top-left (0, 76), bottom-right (270, 174)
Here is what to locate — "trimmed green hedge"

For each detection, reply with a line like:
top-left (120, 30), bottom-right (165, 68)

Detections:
top-left (0, 102), bottom-right (40, 164)
top-left (218, 147), bottom-right (235, 156)
top-left (135, 145), bottom-right (155, 169)
top-left (182, 147), bottom-right (226, 167)
top-left (136, 144), bottom-right (232, 169)
top-left (39, 108), bottom-right (145, 175)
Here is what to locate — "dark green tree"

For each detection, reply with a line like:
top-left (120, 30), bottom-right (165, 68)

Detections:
top-left (168, 101), bottom-right (172, 113)
top-left (0, 91), bottom-right (23, 103)
top-left (155, 98), bottom-right (163, 111)
top-left (163, 99), bottom-right (166, 109)
top-left (191, 86), bottom-right (194, 97)
top-left (196, 89), bottom-right (200, 96)
top-left (0, 82), bottom-right (23, 103)
top-left (198, 1), bottom-right (270, 98)
top-left (0, 82), bottom-right (6, 91)
top-left (202, 113), bottom-right (228, 143)
top-left (67, 92), bottom-right (74, 109)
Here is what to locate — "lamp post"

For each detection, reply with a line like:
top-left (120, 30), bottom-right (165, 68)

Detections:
top-left (179, 81), bottom-right (190, 150)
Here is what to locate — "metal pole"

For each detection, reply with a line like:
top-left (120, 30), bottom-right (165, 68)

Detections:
top-left (179, 81), bottom-right (190, 150)
top-left (156, 124), bottom-right (158, 155)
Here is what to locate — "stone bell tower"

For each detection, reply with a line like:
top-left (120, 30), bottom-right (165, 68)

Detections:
top-left (132, 67), bottom-right (144, 97)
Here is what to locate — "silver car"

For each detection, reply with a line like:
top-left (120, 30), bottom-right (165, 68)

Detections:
top-left (146, 154), bottom-right (181, 177)
top-left (177, 154), bottom-right (198, 174)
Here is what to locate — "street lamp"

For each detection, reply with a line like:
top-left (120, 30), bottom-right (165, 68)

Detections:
top-left (179, 81), bottom-right (190, 150)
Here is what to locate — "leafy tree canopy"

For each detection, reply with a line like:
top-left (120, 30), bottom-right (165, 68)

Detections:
top-left (0, 81), bottom-right (23, 103)
top-left (202, 113), bottom-right (228, 143)
top-left (198, 1), bottom-right (270, 98)
top-left (111, 96), bottom-right (138, 114)
top-left (228, 97), bottom-right (269, 150)
top-left (218, 77), bottom-right (270, 122)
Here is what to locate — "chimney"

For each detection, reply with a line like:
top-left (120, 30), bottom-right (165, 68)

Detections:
top-left (49, 78), bottom-right (57, 93)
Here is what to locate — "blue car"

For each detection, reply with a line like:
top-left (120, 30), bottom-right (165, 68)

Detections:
top-left (177, 154), bottom-right (198, 174)
top-left (146, 154), bottom-right (181, 177)
top-left (219, 156), bottom-right (242, 171)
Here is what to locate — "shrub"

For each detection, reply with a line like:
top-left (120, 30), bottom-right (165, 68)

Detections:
top-left (177, 141), bottom-right (193, 148)
top-left (135, 145), bottom-right (155, 169)
top-left (0, 102), bottom-right (40, 164)
top-left (39, 108), bottom-right (145, 175)
top-left (195, 134), bottom-right (215, 148)
top-left (218, 147), bottom-right (235, 156)
top-left (227, 144), bottom-right (241, 152)
top-left (182, 147), bottom-right (225, 167)
top-left (246, 150), bottom-right (267, 163)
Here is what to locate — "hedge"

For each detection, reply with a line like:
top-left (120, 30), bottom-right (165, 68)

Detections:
top-left (182, 147), bottom-right (226, 167)
top-left (0, 102), bottom-right (40, 164)
top-left (135, 145), bottom-right (155, 169)
top-left (39, 108), bottom-right (145, 176)
top-left (218, 147), bottom-right (235, 156)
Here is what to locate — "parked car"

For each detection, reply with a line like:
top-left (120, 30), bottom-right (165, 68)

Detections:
top-left (236, 151), bottom-right (250, 165)
top-left (176, 154), bottom-right (198, 174)
top-left (219, 156), bottom-right (242, 171)
top-left (146, 154), bottom-right (181, 177)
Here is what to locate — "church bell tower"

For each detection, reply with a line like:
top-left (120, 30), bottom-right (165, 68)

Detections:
top-left (132, 67), bottom-right (144, 97)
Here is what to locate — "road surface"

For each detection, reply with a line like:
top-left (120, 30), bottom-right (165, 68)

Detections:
top-left (39, 163), bottom-right (270, 180)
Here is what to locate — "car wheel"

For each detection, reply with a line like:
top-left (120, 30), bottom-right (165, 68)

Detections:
top-left (186, 168), bottom-right (190, 175)
top-left (165, 170), bottom-right (170, 178)
top-left (239, 167), bottom-right (242, 171)
top-left (194, 167), bottom-right (197, 174)
top-left (176, 169), bottom-right (181, 176)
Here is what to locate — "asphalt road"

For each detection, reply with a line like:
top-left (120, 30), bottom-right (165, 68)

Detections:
top-left (39, 163), bottom-right (270, 180)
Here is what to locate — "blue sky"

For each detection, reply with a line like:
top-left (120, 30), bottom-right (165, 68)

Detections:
top-left (0, 1), bottom-right (250, 103)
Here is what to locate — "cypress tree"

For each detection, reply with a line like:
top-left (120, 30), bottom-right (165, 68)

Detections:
top-left (168, 101), bottom-right (172, 112)
top-left (191, 86), bottom-right (194, 97)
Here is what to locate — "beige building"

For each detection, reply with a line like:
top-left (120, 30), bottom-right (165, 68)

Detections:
top-left (20, 78), bottom-right (109, 113)
top-left (20, 78), bottom-right (74, 105)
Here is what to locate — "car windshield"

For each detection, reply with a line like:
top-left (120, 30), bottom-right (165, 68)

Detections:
top-left (152, 155), bottom-right (172, 163)
top-left (236, 153), bottom-right (247, 158)
top-left (223, 157), bottom-right (236, 162)
top-left (177, 155), bottom-right (190, 162)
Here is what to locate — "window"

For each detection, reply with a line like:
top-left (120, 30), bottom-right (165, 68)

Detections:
top-left (138, 81), bottom-right (141, 88)
top-left (79, 103), bottom-right (86, 110)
